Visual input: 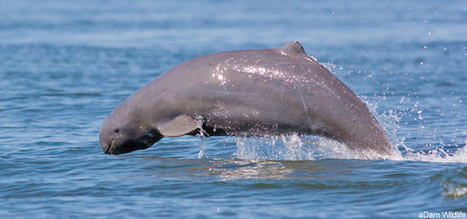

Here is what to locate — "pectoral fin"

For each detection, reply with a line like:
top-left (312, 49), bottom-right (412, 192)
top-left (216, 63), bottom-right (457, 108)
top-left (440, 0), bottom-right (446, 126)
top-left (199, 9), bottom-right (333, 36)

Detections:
top-left (157, 115), bottom-right (198, 137)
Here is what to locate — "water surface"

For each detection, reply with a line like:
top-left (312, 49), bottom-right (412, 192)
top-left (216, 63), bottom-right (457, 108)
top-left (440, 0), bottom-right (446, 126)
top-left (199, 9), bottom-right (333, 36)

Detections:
top-left (1, 0), bottom-right (466, 218)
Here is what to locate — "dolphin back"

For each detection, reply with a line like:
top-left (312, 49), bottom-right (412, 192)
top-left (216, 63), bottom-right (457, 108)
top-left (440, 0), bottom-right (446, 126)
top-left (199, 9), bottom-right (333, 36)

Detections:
top-left (138, 41), bottom-right (394, 156)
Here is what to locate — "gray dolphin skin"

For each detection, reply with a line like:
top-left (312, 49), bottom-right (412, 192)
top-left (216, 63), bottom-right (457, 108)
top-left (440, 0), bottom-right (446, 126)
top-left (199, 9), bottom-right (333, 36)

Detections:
top-left (99, 41), bottom-right (394, 157)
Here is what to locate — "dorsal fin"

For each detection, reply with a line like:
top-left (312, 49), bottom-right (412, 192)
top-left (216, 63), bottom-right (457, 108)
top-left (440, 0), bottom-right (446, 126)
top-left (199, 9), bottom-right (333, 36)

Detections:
top-left (276, 41), bottom-right (306, 55)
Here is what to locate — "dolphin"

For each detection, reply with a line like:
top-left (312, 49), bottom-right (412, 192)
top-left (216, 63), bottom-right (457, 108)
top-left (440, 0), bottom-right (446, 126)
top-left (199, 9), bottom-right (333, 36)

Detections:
top-left (99, 41), bottom-right (394, 157)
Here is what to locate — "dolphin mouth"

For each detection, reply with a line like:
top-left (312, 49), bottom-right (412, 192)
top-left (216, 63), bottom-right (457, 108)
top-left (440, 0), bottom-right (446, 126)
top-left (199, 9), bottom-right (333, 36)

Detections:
top-left (104, 139), bottom-right (153, 155)
top-left (104, 139), bottom-right (115, 154)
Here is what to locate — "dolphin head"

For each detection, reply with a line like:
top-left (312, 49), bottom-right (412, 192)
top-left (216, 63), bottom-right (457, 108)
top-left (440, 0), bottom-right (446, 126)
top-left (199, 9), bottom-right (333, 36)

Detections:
top-left (99, 101), bottom-right (163, 155)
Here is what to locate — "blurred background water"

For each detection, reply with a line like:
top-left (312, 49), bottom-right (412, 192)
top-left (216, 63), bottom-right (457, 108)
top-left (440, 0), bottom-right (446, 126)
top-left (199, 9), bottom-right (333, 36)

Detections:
top-left (0, 0), bottom-right (466, 218)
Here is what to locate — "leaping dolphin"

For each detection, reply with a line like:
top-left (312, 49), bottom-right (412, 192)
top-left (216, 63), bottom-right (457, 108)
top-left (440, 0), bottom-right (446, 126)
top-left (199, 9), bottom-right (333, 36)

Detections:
top-left (99, 41), bottom-right (394, 158)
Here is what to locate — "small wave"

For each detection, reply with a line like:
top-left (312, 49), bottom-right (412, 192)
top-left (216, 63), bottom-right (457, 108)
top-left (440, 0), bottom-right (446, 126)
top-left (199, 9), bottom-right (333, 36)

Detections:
top-left (440, 166), bottom-right (467, 200)
top-left (443, 184), bottom-right (467, 199)
top-left (403, 146), bottom-right (467, 163)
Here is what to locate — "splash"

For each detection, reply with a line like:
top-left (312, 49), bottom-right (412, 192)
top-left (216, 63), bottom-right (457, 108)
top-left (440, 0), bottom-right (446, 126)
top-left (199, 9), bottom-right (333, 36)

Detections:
top-left (195, 116), bottom-right (208, 159)
top-left (224, 99), bottom-right (467, 163)
top-left (403, 146), bottom-right (467, 163)
top-left (233, 134), bottom-right (316, 160)
top-left (232, 134), bottom-right (373, 160)
top-left (366, 99), bottom-right (467, 163)
top-left (227, 98), bottom-right (404, 161)
top-left (229, 134), bottom-right (467, 163)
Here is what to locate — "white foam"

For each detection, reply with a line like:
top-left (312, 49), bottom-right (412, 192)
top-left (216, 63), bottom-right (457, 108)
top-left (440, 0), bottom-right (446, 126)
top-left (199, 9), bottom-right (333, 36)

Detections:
top-left (229, 133), bottom-right (467, 163)
top-left (232, 134), bottom-right (393, 161)
top-left (403, 146), bottom-right (467, 163)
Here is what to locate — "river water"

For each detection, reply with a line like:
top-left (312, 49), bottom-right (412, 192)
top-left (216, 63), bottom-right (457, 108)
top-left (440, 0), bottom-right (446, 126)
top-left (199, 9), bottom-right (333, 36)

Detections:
top-left (1, 0), bottom-right (466, 218)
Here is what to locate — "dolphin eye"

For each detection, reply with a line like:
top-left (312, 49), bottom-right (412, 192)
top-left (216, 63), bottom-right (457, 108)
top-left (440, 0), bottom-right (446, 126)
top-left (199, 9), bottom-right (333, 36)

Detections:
top-left (114, 128), bottom-right (120, 133)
